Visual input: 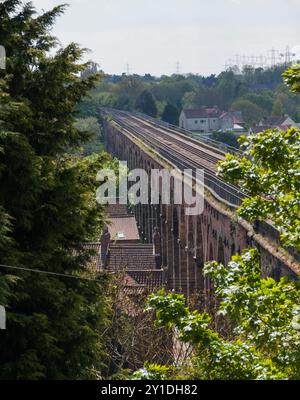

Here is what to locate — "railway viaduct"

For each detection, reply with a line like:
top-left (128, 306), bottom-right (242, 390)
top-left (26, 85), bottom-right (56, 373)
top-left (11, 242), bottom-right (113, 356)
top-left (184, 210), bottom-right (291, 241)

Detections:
top-left (101, 109), bottom-right (300, 299)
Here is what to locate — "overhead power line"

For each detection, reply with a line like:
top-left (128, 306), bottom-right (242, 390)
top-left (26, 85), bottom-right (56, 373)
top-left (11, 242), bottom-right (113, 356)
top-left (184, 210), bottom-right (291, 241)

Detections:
top-left (0, 263), bottom-right (103, 283)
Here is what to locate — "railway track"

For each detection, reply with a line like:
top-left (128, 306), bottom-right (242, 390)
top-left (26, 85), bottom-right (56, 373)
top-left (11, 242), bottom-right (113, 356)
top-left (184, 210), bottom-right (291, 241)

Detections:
top-left (115, 113), bottom-right (224, 170)
top-left (101, 108), bottom-right (300, 267)
top-left (129, 109), bottom-right (243, 156)
top-left (104, 109), bottom-right (247, 206)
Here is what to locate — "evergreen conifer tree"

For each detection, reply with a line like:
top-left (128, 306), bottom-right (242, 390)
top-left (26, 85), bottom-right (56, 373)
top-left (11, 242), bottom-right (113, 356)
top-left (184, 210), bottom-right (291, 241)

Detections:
top-left (0, 1), bottom-right (112, 379)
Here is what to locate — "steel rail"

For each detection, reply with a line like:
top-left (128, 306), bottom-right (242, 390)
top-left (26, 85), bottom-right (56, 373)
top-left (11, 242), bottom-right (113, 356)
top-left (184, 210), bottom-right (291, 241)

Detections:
top-left (101, 108), bottom-right (299, 261)
top-left (125, 110), bottom-right (244, 155)
top-left (106, 109), bottom-right (246, 206)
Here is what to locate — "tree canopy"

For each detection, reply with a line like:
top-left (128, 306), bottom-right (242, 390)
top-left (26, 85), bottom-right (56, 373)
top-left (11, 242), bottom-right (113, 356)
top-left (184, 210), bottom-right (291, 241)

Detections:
top-left (78, 65), bottom-right (300, 128)
top-left (142, 251), bottom-right (300, 380)
top-left (0, 0), bottom-right (113, 379)
top-left (135, 90), bottom-right (157, 117)
top-left (218, 66), bottom-right (300, 249)
top-left (161, 103), bottom-right (180, 125)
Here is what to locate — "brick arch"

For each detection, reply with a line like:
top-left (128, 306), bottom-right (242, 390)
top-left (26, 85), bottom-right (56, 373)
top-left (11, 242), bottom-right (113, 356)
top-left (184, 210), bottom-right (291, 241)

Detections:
top-left (143, 159), bottom-right (147, 169)
top-left (141, 205), bottom-right (147, 242)
top-left (231, 242), bottom-right (236, 257)
top-left (148, 203), bottom-right (153, 243)
top-left (209, 242), bottom-right (214, 261)
top-left (217, 236), bottom-right (225, 264)
top-left (187, 216), bottom-right (194, 252)
top-left (166, 205), bottom-right (174, 288)
top-left (207, 217), bottom-right (212, 240)
top-left (195, 216), bottom-right (204, 267)
top-left (172, 206), bottom-right (181, 289)
top-left (197, 217), bottom-right (207, 292)
top-left (172, 207), bottom-right (179, 237)
top-left (128, 147), bottom-right (133, 165)
top-left (161, 204), bottom-right (168, 267)
top-left (185, 215), bottom-right (199, 293)
top-left (153, 204), bottom-right (160, 231)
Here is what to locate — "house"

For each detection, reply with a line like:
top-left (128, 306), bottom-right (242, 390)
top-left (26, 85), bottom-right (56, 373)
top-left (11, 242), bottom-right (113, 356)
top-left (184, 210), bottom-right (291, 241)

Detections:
top-left (252, 115), bottom-right (296, 133)
top-left (179, 106), bottom-right (221, 132)
top-left (179, 106), bottom-right (244, 133)
top-left (219, 111), bottom-right (245, 132)
top-left (82, 203), bottom-right (164, 291)
top-left (258, 115), bottom-right (295, 127)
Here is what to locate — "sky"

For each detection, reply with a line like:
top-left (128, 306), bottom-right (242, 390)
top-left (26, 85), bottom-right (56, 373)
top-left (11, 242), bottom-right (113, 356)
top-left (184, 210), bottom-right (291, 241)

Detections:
top-left (29, 0), bottom-right (300, 76)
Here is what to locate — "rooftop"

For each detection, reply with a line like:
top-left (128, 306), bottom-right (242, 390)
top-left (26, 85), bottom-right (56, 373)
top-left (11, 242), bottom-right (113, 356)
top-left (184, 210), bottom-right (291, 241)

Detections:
top-left (82, 203), bottom-right (164, 293)
top-left (106, 203), bottom-right (131, 218)
top-left (108, 216), bottom-right (140, 242)
top-left (259, 115), bottom-right (294, 127)
top-left (182, 106), bottom-right (221, 119)
top-left (108, 243), bottom-right (157, 271)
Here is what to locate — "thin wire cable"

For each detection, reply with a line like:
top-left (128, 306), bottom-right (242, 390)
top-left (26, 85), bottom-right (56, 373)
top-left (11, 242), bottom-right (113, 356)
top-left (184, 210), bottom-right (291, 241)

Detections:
top-left (0, 263), bottom-right (103, 282)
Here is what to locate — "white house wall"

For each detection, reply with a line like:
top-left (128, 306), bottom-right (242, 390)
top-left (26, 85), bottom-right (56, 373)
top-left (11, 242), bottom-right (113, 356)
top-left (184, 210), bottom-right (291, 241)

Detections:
top-left (220, 116), bottom-right (234, 131)
top-left (179, 111), bottom-right (239, 132)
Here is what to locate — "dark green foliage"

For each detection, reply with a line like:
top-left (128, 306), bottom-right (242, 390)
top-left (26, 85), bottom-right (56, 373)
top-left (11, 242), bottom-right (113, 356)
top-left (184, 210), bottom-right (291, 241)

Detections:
top-left (78, 64), bottom-right (300, 129)
top-left (74, 117), bottom-right (103, 155)
top-left (0, 0), bottom-right (113, 379)
top-left (283, 64), bottom-right (300, 93)
top-left (138, 249), bottom-right (300, 380)
top-left (218, 126), bottom-right (300, 249)
top-left (0, 207), bottom-right (18, 308)
top-left (231, 98), bottom-right (266, 126)
top-left (135, 90), bottom-right (157, 117)
top-left (217, 66), bottom-right (300, 248)
top-left (161, 103), bottom-right (179, 125)
top-left (211, 131), bottom-right (239, 148)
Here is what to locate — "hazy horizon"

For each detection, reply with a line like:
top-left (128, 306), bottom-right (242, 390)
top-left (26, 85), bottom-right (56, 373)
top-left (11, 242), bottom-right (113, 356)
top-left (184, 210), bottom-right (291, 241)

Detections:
top-left (31, 0), bottom-right (300, 76)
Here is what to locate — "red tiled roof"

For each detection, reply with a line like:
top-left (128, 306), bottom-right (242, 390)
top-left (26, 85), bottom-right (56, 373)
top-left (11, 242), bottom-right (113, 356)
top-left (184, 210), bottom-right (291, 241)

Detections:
top-left (106, 204), bottom-right (131, 218)
top-left (220, 111), bottom-right (244, 125)
top-left (260, 116), bottom-right (289, 126)
top-left (219, 111), bottom-right (228, 119)
top-left (252, 124), bottom-right (290, 133)
top-left (82, 202), bottom-right (164, 293)
top-left (183, 107), bottom-right (221, 119)
top-left (81, 241), bottom-right (164, 292)
top-left (123, 273), bottom-right (142, 287)
top-left (127, 270), bottom-right (164, 291)
top-left (108, 243), bottom-right (156, 271)
top-left (108, 217), bottom-right (140, 242)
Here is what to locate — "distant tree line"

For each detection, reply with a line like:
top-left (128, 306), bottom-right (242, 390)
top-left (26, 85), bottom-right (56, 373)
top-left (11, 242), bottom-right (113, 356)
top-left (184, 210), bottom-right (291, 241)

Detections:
top-left (78, 65), bottom-right (300, 129)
